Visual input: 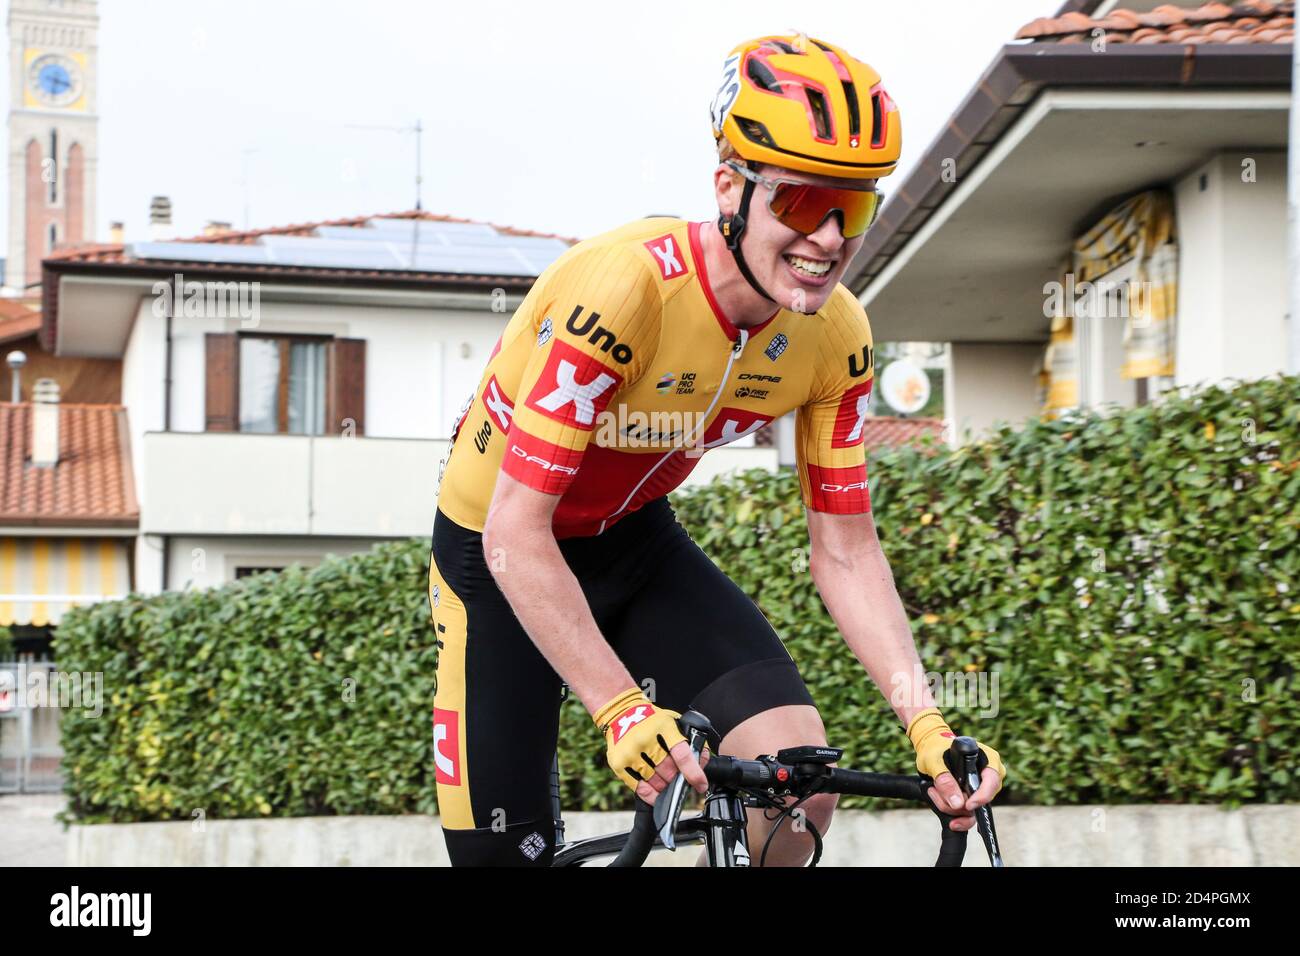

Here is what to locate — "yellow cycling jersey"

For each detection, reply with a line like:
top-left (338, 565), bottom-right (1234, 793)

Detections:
top-left (436, 216), bottom-right (876, 539)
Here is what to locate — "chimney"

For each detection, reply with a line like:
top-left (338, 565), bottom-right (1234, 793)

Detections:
top-left (7, 350), bottom-right (27, 402)
top-left (31, 378), bottom-right (60, 468)
top-left (149, 196), bottom-right (174, 241)
top-left (109, 221), bottom-right (125, 244)
top-left (203, 220), bottom-right (232, 237)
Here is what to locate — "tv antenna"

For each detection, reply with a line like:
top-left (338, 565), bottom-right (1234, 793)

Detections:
top-left (238, 147), bottom-right (259, 229)
top-left (344, 118), bottom-right (425, 211)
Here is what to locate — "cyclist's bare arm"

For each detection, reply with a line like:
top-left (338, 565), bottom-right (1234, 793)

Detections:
top-left (805, 508), bottom-right (997, 825)
top-left (482, 472), bottom-right (635, 713)
top-left (806, 508), bottom-right (934, 725)
top-left (482, 473), bottom-right (707, 801)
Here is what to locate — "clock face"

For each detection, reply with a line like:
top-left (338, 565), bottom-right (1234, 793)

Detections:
top-left (27, 53), bottom-right (83, 108)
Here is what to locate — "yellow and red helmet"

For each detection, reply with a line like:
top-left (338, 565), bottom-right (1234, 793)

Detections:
top-left (709, 33), bottom-right (901, 181)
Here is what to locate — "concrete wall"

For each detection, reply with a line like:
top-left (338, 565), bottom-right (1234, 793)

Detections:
top-left (944, 342), bottom-right (1043, 443)
top-left (66, 805), bottom-right (1300, 867)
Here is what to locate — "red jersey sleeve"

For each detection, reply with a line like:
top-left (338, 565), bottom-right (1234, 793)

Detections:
top-left (796, 292), bottom-right (875, 514)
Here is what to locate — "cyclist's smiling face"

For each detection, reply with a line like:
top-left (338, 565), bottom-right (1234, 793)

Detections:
top-left (715, 164), bottom-right (873, 313)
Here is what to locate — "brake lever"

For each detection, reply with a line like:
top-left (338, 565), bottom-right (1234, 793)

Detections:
top-left (653, 725), bottom-right (704, 850)
top-left (654, 713), bottom-right (714, 850)
top-left (944, 736), bottom-right (1004, 868)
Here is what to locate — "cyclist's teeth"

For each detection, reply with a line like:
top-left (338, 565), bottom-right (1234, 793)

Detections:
top-left (786, 255), bottom-right (830, 277)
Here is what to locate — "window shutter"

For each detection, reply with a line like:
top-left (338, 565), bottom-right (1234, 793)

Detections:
top-left (328, 338), bottom-right (366, 436)
top-left (205, 333), bottom-right (240, 432)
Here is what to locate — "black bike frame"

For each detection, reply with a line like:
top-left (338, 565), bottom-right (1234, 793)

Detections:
top-left (551, 789), bottom-right (750, 868)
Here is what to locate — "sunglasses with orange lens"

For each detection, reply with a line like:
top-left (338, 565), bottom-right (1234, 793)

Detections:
top-left (727, 161), bottom-right (883, 239)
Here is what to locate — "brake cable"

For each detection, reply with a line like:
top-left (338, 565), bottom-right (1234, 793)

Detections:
top-left (754, 779), bottom-right (828, 867)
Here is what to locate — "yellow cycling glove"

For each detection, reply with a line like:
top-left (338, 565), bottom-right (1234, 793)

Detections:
top-left (593, 688), bottom-right (686, 792)
top-left (905, 707), bottom-right (1005, 789)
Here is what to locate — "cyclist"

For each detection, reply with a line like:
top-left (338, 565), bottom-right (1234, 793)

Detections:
top-left (430, 32), bottom-right (1005, 867)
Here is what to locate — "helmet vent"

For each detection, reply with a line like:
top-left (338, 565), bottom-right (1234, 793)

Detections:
top-left (871, 90), bottom-right (884, 148)
top-left (843, 81), bottom-right (861, 139)
top-left (805, 87), bottom-right (832, 141)
top-left (746, 57), bottom-right (782, 95)
top-left (735, 116), bottom-right (776, 148)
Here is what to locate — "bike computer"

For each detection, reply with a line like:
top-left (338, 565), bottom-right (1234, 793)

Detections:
top-left (775, 746), bottom-right (844, 765)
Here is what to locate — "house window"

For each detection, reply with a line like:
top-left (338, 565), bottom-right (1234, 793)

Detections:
top-left (238, 335), bottom-right (328, 435)
top-left (234, 566), bottom-right (284, 580)
top-left (1074, 260), bottom-right (1140, 412)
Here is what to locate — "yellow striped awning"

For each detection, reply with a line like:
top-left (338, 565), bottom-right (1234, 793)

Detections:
top-left (0, 538), bottom-right (131, 627)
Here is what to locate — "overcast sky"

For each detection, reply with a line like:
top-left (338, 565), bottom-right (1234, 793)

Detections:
top-left (2, 0), bottom-right (1054, 247)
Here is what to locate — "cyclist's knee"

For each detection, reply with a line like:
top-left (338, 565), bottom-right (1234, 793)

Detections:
top-left (798, 791), bottom-right (839, 836)
top-left (749, 791), bottom-right (838, 865)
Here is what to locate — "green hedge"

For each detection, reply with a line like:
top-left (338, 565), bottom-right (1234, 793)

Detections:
top-left (56, 376), bottom-right (1300, 822)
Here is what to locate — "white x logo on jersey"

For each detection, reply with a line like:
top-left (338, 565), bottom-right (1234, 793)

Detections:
top-left (702, 417), bottom-right (766, 449)
top-left (433, 722), bottom-right (455, 777)
top-left (535, 359), bottom-right (616, 426)
top-left (615, 705), bottom-right (649, 741)
top-left (649, 237), bottom-right (682, 277)
top-left (845, 393), bottom-right (870, 444)
top-left (484, 379), bottom-right (514, 430)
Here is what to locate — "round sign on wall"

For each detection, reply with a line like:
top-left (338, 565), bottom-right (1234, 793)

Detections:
top-left (879, 359), bottom-right (931, 414)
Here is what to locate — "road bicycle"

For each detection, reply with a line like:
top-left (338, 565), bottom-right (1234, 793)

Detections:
top-left (551, 710), bottom-right (1005, 867)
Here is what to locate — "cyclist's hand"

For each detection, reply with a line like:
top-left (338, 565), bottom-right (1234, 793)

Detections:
top-left (593, 689), bottom-right (708, 802)
top-left (905, 707), bottom-right (1006, 830)
top-left (634, 741), bottom-right (710, 806)
top-left (926, 766), bottom-right (1001, 832)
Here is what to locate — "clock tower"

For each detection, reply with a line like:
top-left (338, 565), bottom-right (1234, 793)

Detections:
top-left (5, 0), bottom-right (98, 296)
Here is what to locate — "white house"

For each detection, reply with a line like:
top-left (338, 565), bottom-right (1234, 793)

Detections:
top-left (844, 0), bottom-right (1293, 441)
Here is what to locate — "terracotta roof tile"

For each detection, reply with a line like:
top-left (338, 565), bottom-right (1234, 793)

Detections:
top-left (0, 310), bottom-right (41, 344)
top-left (1096, 10), bottom-right (1144, 29)
top-left (0, 403), bottom-right (138, 526)
top-left (1139, 6), bottom-right (1192, 26)
top-left (862, 416), bottom-right (946, 451)
top-left (1015, 0), bottom-right (1294, 44)
top-left (0, 300), bottom-right (39, 322)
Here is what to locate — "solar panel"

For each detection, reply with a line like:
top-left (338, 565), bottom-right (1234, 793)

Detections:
top-left (129, 242), bottom-right (275, 265)
top-left (131, 217), bottom-right (571, 276)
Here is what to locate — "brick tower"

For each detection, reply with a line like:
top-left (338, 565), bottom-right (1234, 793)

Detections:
top-left (5, 0), bottom-right (99, 296)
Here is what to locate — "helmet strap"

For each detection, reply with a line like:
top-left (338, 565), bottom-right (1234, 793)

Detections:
top-left (718, 177), bottom-right (778, 305)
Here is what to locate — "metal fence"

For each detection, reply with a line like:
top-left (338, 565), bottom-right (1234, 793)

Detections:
top-left (0, 662), bottom-right (65, 793)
